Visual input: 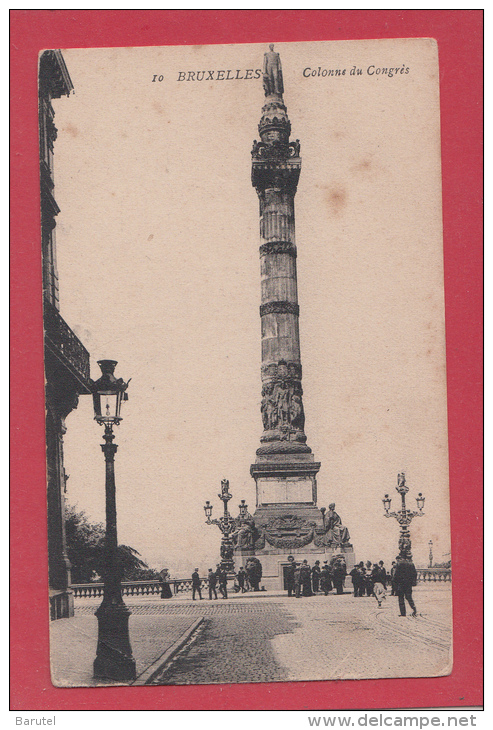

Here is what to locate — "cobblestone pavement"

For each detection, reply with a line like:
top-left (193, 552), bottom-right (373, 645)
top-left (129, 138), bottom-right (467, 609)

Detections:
top-left (74, 585), bottom-right (452, 686)
top-left (150, 601), bottom-right (299, 685)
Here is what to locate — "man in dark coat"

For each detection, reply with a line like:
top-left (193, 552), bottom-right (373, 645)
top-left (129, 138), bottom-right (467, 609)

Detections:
top-left (217, 565), bottom-right (228, 599)
top-left (237, 566), bottom-right (247, 593)
top-left (192, 568), bottom-right (203, 600)
top-left (393, 555), bottom-right (418, 616)
top-left (312, 560), bottom-right (321, 593)
top-left (300, 560), bottom-right (313, 596)
top-left (285, 556), bottom-right (296, 597)
top-left (208, 568), bottom-right (218, 600)
top-left (352, 562), bottom-right (366, 596)
top-left (349, 564), bottom-right (362, 597)
top-left (332, 559), bottom-right (346, 594)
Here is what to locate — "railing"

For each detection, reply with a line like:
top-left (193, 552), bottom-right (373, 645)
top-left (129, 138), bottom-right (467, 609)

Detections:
top-left (416, 568), bottom-right (451, 583)
top-left (72, 570), bottom-right (452, 599)
top-left (49, 589), bottom-right (74, 619)
top-left (43, 299), bottom-right (90, 383)
top-left (72, 578), bottom-right (221, 599)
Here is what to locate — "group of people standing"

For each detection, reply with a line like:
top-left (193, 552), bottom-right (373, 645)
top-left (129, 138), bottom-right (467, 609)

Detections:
top-left (192, 566), bottom-right (229, 600)
top-left (349, 560), bottom-right (389, 606)
top-left (161, 553), bottom-right (419, 617)
top-left (349, 557), bottom-right (418, 615)
top-left (285, 556), bottom-right (347, 598)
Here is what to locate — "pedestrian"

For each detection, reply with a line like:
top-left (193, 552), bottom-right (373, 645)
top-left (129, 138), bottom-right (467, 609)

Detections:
top-left (294, 562), bottom-right (302, 598)
top-left (365, 560), bottom-right (374, 596)
top-left (390, 561), bottom-right (397, 595)
top-left (208, 568), bottom-right (218, 600)
top-left (192, 568), bottom-right (203, 600)
top-left (332, 559), bottom-right (346, 595)
top-left (237, 566), bottom-right (247, 593)
top-left (285, 556), bottom-right (296, 597)
top-left (393, 555), bottom-right (418, 617)
top-left (159, 568), bottom-right (172, 599)
top-left (320, 561), bottom-right (332, 595)
top-left (217, 565), bottom-right (228, 599)
top-left (378, 560), bottom-right (388, 589)
top-left (349, 564), bottom-right (361, 597)
top-left (301, 559), bottom-right (313, 596)
top-left (312, 560), bottom-right (321, 593)
top-left (355, 562), bottom-right (366, 596)
top-left (371, 563), bottom-right (386, 607)
top-left (214, 564), bottom-right (223, 596)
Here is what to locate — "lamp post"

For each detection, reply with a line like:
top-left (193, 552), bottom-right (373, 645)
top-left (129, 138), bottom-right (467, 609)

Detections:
top-left (204, 479), bottom-right (239, 573)
top-left (90, 360), bottom-right (136, 681)
top-left (382, 472), bottom-right (425, 560)
top-left (428, 540), bottom-right (434, 568)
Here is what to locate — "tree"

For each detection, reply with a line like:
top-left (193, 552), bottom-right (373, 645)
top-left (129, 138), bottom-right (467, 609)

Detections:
top-left (65, 505), bottom-right (159, 583)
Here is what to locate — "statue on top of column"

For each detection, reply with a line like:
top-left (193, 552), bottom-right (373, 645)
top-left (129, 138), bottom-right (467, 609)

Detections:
top-left (263, 44), bottom-right (284, 97)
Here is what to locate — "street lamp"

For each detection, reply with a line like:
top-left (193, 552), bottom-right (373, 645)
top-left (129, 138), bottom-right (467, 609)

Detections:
top-left (238, 499), bottom-right (248, 518)
top-left (204, 479), bottom-right (239, 573)
top-left (90, 360), bottom-right (136, 681)
top-left (382, 472), bottom-right (425, 560)
top-left (428, 539), bottom-right (434, 568)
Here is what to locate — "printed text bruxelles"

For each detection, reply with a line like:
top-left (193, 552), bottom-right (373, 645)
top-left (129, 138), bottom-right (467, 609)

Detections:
top-left (152, 65), bottom-right (410, 83)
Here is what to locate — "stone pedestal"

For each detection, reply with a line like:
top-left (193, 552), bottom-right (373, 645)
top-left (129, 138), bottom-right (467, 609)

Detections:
top-left (256, 545), bottom-right (355, 592)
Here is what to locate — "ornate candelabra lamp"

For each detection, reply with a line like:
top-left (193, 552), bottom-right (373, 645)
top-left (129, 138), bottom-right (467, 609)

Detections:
top-left (204, 479), bottom-right (239, 573)
top-left (382, 472), bottom-right (425, 559)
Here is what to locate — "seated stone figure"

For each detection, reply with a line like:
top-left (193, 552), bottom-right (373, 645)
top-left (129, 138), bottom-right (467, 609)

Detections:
top-left (325, 503), bottom-right (350, 545)
top-left (233, 512), bottom-right (256, 550)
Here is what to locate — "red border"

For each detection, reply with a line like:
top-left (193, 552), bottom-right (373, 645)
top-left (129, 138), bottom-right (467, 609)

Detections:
top-left (10, 10), bottom-right (483, 711)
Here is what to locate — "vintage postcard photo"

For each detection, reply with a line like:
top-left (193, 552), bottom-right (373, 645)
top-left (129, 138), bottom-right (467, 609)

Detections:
top-left (41, 38), bottom-right (452, 687)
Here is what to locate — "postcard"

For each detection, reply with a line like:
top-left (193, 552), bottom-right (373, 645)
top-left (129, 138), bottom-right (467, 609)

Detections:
top-left (40, 38), bottom-right (452, 687)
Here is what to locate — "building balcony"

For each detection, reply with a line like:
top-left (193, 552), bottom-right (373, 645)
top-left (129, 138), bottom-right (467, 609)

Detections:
top-left (43, 299), bottom-right (90, 391)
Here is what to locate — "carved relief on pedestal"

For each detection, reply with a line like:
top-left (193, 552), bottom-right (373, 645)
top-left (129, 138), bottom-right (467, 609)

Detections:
top-left (256, 515), bottom-right (316, 550)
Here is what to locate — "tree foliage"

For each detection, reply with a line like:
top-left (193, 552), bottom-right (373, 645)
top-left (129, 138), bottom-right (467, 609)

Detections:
top-left (65, 505), bottom-right (159, 583)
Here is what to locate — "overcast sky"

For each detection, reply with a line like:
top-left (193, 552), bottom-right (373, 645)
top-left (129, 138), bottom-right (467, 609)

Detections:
top-left (52, 39), bottom-right (450, 576)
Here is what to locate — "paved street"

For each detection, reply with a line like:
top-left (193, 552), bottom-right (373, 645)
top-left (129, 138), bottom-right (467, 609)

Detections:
top-left (121, 584), bottom-right (451, 685)
top-left (69, 584), bottom-right (452, 686)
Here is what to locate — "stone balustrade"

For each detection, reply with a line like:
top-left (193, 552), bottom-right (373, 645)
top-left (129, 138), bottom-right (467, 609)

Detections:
top-left (72, 568), bottom-right (451, 599)
top-left (72, 578), bottom-right (217, 599)
top-left (416, 568), bottom-right (451, 583)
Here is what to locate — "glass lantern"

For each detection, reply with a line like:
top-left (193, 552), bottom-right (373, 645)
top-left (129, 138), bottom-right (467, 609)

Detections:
top-left (90, 360), bottom-right (129, 426)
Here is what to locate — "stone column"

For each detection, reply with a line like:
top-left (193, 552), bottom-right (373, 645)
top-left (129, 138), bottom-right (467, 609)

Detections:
top-left (250, 48), bottom-right (321, 520)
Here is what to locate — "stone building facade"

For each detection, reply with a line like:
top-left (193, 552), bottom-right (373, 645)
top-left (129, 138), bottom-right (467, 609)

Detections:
top-left (39, 50), bottom-right (91, 619)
